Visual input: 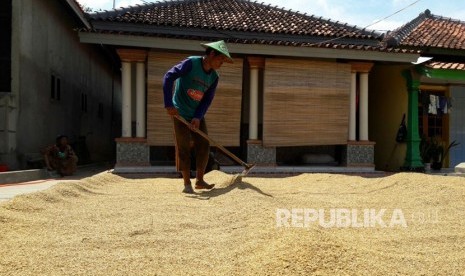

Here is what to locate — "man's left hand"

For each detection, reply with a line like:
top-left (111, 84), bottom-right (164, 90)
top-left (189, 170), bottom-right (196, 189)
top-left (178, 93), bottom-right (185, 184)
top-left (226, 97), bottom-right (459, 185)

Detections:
top-left (190, 118), bottom-right (200, 130)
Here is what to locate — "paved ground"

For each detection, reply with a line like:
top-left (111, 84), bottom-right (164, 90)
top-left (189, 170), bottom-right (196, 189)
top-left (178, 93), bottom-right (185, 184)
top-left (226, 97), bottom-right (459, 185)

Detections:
top-left (0, 165), bottom-right (110, 203)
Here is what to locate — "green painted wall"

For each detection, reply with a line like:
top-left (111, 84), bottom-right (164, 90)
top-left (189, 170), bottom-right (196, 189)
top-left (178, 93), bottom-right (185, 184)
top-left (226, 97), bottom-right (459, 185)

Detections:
top-left (369, 64), bottom-right (410, 171)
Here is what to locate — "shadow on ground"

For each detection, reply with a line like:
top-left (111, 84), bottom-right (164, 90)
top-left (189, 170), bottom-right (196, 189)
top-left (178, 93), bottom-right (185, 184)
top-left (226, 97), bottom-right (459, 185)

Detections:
top-left (185, 181), bottom-right (273, 200)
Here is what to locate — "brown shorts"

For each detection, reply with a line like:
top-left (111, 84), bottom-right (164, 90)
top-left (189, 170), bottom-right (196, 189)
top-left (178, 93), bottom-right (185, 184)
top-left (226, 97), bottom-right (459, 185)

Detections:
top-left (173, 118), bottom-right (210, 172)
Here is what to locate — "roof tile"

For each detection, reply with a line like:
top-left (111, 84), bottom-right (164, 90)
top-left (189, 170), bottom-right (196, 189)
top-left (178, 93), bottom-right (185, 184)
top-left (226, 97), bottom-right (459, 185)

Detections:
top-left (85, 0), bottom-right (395, 50)
top-left (385, 9), bottom-right (465, 50)
top-left (427, 61), bottom-right (465, 71)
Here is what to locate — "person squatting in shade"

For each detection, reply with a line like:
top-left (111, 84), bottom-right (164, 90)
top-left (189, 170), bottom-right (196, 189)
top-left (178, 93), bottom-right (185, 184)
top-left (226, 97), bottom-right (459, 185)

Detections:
top-left (163, 40), bottom-right (233, 194)
top-left (42, 135), bottom-right (78, 177)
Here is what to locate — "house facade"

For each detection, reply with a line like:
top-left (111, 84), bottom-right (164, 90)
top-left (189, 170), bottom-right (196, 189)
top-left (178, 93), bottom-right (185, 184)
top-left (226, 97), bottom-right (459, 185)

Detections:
top-left (79, 0), bottom-right (419, 171)
top-left (0, 0), bottom-right (121, 170)
top-left (371, 9), bottom-right (465, 171)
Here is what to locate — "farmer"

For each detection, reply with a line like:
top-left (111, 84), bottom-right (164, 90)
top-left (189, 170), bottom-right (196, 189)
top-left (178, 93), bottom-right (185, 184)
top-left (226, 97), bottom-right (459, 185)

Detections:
top-left (163, 40), bottom-right (233, 194)
top-left (42, 135), bottom-right (78, 177)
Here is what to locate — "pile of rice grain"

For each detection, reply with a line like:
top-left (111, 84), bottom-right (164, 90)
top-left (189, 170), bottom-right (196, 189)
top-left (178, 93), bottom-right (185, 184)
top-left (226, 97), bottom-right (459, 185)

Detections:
top-left (0, 171), bottom-right (464, 275)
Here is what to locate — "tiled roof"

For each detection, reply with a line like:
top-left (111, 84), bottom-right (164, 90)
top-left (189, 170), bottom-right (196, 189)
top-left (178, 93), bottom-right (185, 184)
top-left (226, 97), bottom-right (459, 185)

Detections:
top-left (385, 9), bottom-right (465, 50)
top-left (84, 0), bottom-right (412, 52)
top-left (426, 61), bottom-right (465, 71)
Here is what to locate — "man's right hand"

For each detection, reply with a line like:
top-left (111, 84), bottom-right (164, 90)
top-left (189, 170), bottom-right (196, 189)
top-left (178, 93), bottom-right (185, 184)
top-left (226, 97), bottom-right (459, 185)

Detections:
top-left (166, 107), bottom-right (178, 116)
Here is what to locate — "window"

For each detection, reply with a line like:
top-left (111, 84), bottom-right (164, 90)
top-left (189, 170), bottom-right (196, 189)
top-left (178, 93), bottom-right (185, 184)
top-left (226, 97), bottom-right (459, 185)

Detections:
top-left (0, 0), bottom-right (12, 92)
top-left (418, 89), bottom-right (449, 139)
top-left (50, 74), bottom-right (61, 101)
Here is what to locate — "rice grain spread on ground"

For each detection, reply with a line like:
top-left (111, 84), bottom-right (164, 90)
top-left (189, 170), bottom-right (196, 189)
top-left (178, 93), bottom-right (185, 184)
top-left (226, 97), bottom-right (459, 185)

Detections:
top-left (0, 171), bottom-right (464, 275)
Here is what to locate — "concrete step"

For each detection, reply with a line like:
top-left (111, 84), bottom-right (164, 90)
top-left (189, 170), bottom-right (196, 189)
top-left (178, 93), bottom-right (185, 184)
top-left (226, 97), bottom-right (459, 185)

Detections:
top-left (0, 163), bottom-right (111, 185)
top-left (112, 165), bottom-right (385, 177)
top-left (0, 169), bottom-right (49, 185)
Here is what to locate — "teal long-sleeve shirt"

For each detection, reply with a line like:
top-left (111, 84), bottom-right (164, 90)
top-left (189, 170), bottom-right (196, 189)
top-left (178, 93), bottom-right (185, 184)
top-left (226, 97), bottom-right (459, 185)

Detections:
top-left (163, 56), bottom-right (219, 121)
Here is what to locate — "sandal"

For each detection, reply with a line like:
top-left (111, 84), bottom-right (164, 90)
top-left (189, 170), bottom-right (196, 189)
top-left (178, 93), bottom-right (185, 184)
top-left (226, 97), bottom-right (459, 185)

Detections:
top-left (195, 180), bottom-right (215, 190)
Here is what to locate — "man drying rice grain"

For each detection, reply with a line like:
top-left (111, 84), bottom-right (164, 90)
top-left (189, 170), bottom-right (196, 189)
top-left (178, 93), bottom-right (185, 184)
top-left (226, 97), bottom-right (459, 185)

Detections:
top-left (163, 40), bottom-right (233, 194)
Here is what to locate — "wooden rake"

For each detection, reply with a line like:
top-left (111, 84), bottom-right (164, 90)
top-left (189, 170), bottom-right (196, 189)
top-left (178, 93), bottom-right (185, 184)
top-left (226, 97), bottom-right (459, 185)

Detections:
top-left (174, 115), bottom-right (256, 177)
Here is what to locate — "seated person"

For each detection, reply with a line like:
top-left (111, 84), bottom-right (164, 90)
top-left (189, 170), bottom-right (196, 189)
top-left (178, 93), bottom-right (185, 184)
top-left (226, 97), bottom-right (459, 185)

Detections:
top-left (42, 135), bottom-right (78, 176)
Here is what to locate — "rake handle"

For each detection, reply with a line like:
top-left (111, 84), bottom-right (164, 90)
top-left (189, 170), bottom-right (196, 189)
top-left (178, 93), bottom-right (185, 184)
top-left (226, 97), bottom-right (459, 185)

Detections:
top-left (174, 115), bottom-right (250, 168)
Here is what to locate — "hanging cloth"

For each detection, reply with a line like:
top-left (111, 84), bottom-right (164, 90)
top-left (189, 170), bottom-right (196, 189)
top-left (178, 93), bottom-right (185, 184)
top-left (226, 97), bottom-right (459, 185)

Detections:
top-left (439, 97), bottom-right (448, 114)
top-left (439, 96), bottom-right (448, 114)
top-left (429, 95), bottom-right (437, 115)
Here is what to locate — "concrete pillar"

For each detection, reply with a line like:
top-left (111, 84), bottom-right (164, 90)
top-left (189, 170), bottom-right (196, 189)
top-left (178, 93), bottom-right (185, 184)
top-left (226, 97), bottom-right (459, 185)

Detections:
top-left (246, 57), bottom-right (275, 165)
top-left (359, 72), bottom-right (369, 141)
top-left (117, 49), bottom-right (148, 138)
top-left (115, 49), bottom-right (150, 168)
top-left (121, 61), bottom-right (132, 137)
top-left (247, 56), bottom-right (265, 140)
top-left (345, 62), bottom-right (375, 168)
top-left (136, 62), bottom-right (146, 138)
top-left (349, 71), bottom-right (357, 141)
top-left (350, 62), bottom-right (373, 141)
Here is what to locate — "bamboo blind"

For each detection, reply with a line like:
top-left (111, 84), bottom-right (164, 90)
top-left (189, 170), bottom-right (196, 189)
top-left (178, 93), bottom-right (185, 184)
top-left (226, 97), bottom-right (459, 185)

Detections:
top-left (147, 51), bottom-right (243, 146)
top-left (263, 58), bottom-right (350, 147)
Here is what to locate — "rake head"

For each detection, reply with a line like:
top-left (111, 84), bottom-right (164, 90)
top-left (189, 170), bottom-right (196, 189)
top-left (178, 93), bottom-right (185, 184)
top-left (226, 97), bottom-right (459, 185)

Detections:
top-left (241, 163), bottom-right (256, 176)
